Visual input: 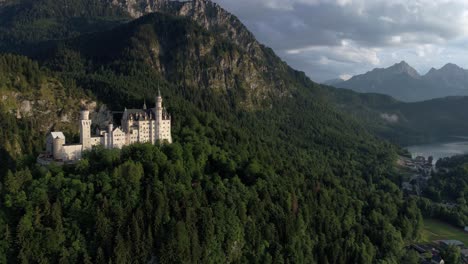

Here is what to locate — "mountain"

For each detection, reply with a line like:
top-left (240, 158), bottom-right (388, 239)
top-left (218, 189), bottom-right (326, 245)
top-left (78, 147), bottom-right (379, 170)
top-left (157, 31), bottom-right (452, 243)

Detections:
top-left (0, 1), bottom-right (426, 263)
top-left (0, 0), bottom-right (130, 51)
top-left (423, 63), bottom-right (468, 91)
top-left (334, 61), bottom-right (468, 102)
top-left (322, 78), bottom-right (345, 85)
top-left (324, 86), bottom-right (468, 145)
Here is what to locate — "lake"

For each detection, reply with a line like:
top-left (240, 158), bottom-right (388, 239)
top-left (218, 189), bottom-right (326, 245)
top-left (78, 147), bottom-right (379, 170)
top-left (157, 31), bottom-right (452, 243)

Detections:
top-left (406, 141), bottom-right (468, 163)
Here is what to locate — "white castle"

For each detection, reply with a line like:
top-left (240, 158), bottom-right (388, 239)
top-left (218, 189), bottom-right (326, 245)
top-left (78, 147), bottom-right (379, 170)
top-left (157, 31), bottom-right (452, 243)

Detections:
top-left (45, 92), bottom-right (172, 162)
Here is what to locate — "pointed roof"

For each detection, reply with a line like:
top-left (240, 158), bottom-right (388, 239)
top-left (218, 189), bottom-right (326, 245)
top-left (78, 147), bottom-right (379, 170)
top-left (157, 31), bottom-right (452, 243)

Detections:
top-left (143, 99), bottom-right (147, 110)
top-left (50, 132), bottom-right (65, 140)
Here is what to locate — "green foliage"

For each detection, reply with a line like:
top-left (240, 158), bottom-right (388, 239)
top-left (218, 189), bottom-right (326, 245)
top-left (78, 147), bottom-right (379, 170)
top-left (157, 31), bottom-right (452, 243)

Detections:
top-left (325, 85), bottom-right (468, 146)
top-left (0, 54), bottom-right (43, 91)
top-left (0, 88), bottom-right (422, 262)
top-left (0, 4), bottom-right (425, 263)
top-left (0, 0), bottom-right (128, 50)
top-left (400, 249), bottom-right (420, 264)
top-left (0, 54), bottom-right (89, 176)
top-left (441, 245), bottom-right (462, 264)
top-left (418, 155), bottom-right (468, 227)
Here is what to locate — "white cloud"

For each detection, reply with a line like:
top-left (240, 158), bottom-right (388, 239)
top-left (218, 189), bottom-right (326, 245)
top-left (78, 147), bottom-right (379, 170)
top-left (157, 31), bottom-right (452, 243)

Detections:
top-left (215, 0), bottom-right (468, 81)
top-left (319, 56), bottom-right (331, 65)
top-left (381, 113), bottom-right (399, 123)
top-left (379, 16), bottom-right (395, 23)
top-left (286, 40), bottom-right (380, 66)
top-left (339, 74), bottom-right (352, 80)
top-left (390, 35), bottom-right (401, 44)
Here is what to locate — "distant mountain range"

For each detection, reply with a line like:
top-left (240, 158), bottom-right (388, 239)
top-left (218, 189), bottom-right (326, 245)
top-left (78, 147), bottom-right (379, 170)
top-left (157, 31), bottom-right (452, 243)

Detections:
top-left (326, 61), bottom-right (468, 102)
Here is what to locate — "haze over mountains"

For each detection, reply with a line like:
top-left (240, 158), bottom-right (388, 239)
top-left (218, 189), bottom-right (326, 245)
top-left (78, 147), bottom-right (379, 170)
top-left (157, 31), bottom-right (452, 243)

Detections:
top-left (328, 61), bottom-right (468, 102)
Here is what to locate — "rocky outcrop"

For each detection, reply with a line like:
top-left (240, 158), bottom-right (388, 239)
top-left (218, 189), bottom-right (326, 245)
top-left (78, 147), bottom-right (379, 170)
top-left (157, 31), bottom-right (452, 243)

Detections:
top-left (103, 0), bottom-right (292, 109)
top-left (111, 0), bottom-right (260, 54)
top-left (1, 83), bottom-right (95, 132)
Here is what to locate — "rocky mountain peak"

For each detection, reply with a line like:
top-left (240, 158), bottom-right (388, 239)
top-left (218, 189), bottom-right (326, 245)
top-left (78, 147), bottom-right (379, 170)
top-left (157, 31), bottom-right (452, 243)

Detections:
top-left (109, 0), bottom-right (260, 54)
top-left (424, 63), bottom-right (467, 78)
top-left (439, 63), bottom-right (464, 72)
top-left (427, 67), bottom-right (437, 74)
top-left (388, 61), bottom-right (420, 78)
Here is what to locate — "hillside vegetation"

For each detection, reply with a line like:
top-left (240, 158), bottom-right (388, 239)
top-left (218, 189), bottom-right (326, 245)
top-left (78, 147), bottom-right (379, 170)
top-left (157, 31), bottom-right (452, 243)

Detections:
top-left (0, 0), bottom-right (436, 263)
top-left (0, 54), bottom-right (89, 171)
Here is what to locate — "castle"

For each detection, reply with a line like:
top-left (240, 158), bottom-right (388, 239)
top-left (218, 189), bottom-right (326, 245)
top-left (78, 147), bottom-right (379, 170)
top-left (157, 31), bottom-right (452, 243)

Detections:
top-left (45, 92), bottom-right (172, 162)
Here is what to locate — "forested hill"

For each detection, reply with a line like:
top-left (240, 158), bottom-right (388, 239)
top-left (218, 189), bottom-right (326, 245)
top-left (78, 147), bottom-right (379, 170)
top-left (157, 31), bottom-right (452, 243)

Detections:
top-left (0, 0), bottom-right (129, 49)
top-left (0, 1), bottom-right (426, 263)
top-left (0, 54), bottom-right (91, 171)
top-left (3, 0), bottom-right (468, 144)
top-left (36, 12), bottom-right (303, 110)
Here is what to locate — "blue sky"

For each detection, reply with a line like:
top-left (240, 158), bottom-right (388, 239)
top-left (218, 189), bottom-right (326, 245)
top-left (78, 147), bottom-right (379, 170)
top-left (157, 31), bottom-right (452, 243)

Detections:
top-left (214, 0), bottom-right (468, 82)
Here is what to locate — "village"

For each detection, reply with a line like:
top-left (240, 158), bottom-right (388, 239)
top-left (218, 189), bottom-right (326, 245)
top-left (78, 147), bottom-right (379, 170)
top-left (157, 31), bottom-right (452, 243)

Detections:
top-left (400, 155), bottom-right (468, 263)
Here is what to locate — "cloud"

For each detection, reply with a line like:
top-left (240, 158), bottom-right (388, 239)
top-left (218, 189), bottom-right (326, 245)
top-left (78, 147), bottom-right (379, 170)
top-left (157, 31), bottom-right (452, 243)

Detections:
top-left (286, 40), bottom-right (381, 65)
top-left (381, 113), bottom-right (399, 123)
top-left (215, 0), bottom-right (468, 81)
top-left (339, 74), bottom-right (352, 80)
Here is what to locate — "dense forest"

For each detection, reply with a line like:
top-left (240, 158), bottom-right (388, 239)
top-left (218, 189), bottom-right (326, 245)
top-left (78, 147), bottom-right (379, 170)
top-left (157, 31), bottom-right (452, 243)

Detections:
top-left (0, 0), bottom-right (438, 263)
top-left (0, 52), bottom-right (424, 263)
top-left (417, 155), bottom-right (468, 228)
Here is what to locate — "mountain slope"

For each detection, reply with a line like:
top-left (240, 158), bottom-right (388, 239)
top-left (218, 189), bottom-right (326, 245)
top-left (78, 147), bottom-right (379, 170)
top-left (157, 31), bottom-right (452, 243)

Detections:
top-left (34, 10), bottom-right (312, 111)
top-left (423, 63), bottom-right (468, 91)
top-left (4, 0), bottom-right (468, 145)
top-left (0, 54), bottom-right (95, 171)
top-left (41, 10), bottom-right (468, 147)
top-left (0, 0), bottom-right (129, 52)
top-left (335, 61), bottom-right (468, 102)
top-left (0, 2), bottom-right (425, 263)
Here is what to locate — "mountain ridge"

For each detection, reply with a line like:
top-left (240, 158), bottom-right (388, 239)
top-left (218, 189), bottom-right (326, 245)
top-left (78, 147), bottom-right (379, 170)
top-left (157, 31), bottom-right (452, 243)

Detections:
top-left (334, 61), bottom-right (468, 102)
top-left (3, 1), bottom-right (468, 262)
top-left (0, 3), bottom-right (423, 263)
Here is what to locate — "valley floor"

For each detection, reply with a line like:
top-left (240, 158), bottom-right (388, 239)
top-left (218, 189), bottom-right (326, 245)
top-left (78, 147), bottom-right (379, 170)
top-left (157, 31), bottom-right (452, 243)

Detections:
top-left (421, 218), bottom-right (468, 246)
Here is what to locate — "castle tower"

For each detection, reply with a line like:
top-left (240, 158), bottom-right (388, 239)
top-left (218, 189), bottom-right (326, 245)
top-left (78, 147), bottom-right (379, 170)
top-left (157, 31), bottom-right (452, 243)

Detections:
top-left (107, 123), bottom-right (113, 149)
top-left (156, 89), bottom-right (162, 114)
top-left (52, 136), bottom-right (65, 160)
top-left (152, 90), bottom-right (172, 143)
top-left (80, 110), bottom-right (92, 150)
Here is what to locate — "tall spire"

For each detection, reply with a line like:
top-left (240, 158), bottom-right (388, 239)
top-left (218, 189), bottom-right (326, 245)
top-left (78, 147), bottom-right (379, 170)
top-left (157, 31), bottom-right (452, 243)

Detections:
top-left (158, 88), bottom-right (161, 97)
top-left (143, 99), bottom-right (147, 110)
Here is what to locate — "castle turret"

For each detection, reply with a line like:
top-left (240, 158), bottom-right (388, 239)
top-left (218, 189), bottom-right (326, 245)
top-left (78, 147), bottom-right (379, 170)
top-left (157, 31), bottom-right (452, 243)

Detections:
top-left (53, 136), bottom-right (65, 160)
top-left (156, 89), bottom-right (162, 111)
top-left (80, 109), bottom-right (92, 150)
top-left (81, 110), bottom-right (90, 120)
top-left (107, 123), bottom-right (114, 148)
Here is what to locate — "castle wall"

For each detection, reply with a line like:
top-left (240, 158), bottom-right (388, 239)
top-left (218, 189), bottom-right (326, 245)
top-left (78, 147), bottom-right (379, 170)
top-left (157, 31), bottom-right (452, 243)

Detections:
top-left (53, 138), bottom-right (65, 160)
top-left (62, 145), bottom-right (83, 161)
top-left (112, 128), bottom-right (126, 149)
top-left (160, 119), bottom-right (172, 143)
top-left (90, 137), bottom-right (101, 146)
top-left (138, 120), bottom-right (151, 143)
top-left (101, 133), bottom-right (108, 147)
top-left (129, 128), bottom-right (139, 144)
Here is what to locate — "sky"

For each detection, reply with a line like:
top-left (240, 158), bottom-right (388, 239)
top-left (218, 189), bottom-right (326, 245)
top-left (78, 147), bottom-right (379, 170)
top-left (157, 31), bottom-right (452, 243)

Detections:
top-left (214, 0), bottom-right (468, 82)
